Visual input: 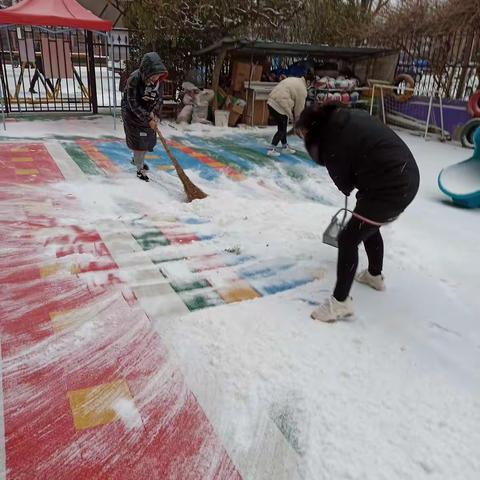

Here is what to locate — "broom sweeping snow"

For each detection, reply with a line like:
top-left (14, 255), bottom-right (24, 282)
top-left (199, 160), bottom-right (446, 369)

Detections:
top-left (154, 124), bottom-right (208, 202)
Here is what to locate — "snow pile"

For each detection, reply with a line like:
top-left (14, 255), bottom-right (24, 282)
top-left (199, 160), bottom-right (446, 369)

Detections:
top-left (3, 116), bottom-right (479, 479)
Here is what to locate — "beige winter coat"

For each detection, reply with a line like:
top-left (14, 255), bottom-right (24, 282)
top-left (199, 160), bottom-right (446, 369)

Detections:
top-left (267, 77), bottom-right (308, 121)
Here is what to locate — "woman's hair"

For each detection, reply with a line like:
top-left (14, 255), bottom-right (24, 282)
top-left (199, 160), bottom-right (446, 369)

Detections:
top-left (304, 70), bottom-right (316, 83)
top-left (295, 102), bottom-right (344, 132)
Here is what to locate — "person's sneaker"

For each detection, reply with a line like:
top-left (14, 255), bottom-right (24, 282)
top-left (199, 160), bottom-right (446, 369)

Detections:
top-left (136, 170), bottom-right (149, 182)
top-left (131, 159), bottom-right (149, 170)
top-left (267, 147), bottom-right (280, 157)
top-left (355, 269), bottom-right (385, 291)
top-left (311, 296), bottom-right (354, 322)
top-left (29, 88), bottom-right (37, 94)
top-left (282, 145), bottom-right (296, 154)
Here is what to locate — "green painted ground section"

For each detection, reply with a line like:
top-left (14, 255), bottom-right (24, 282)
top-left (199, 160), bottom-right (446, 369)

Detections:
top-left (151, 255), bottom-right (187, 264)
top-left (211, 138), bottom-right (274, 168)
top-left (132, 230), bottom-right (170, 250)
top-left (170, 279), bottom-right (210, 293)
top-left (61, 142), bottom-right (102, 175)
top-left (270, 403), bottom-right (303, 456)
top-left (180, 289), bottom-right (224, 311)
top-left (129, 225), bottom-right (224, 311)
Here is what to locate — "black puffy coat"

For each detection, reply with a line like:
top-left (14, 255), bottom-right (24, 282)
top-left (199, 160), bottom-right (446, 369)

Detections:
top-left (121, 52), bottom-right (168, 151)
top-left (303, 106), bottom-right (420, 223)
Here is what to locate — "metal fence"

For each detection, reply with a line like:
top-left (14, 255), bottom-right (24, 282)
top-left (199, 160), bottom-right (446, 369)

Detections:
top-left (391, 30), bottom-right (479, 100)
top-left (0, 26), bottom-right (130, 113)
top-left (2, 26), bottom-right (479, 115)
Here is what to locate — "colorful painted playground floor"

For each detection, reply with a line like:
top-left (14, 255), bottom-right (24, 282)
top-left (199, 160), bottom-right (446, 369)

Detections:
top-left (0, 129), bottom-right (327, 479)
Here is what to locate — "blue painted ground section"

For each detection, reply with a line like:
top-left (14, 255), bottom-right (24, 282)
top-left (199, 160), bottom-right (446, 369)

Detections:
top-left (91, 133), bottom-right (334, 205)
top-left (95, 141), bottom-right (221, 181)
top-left (182, 134), bottom-right (317, 170)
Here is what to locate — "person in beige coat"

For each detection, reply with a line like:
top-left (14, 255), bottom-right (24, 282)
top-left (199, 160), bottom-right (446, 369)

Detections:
top-left (266, 75), bottom-right (311, 156)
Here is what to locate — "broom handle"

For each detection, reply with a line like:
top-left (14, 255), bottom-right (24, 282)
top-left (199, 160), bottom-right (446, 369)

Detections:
top-left (154, 124), bottom-right (185, 178)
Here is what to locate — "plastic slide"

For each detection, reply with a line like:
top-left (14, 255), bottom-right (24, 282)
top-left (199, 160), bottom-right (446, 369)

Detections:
top-left (438, 127), bottom-right (480, 208)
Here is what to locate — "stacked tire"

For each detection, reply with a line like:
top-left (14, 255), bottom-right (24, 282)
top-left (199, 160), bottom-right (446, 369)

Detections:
top-left (391, 74), bottom-right (415, 102)
top-left (462, 91), bottom-right (480, 148)
top-left (467, 90), bottom-right (480, 117)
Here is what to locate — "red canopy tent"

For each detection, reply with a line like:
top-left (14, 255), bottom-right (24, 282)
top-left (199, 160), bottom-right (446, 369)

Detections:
top-left (0, 0), bottom-right (112, 31)
top-left (0, 0), bottom-right (116, 128)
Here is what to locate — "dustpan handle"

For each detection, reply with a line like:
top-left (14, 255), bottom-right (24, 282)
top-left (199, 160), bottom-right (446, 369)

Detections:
top-left (342, 195), bottom-right (385, 227)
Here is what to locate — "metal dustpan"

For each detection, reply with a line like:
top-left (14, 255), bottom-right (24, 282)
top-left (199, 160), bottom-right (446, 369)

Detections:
top-left (323, 196), bottom-right (350, 248)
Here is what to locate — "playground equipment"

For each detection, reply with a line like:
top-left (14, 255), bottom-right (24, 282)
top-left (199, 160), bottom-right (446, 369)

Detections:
top-left (460, 118), bottom-right (480, 148)
top-left (369, 83), bottom-right (449, 141)
top-left (438, 125), bottom-right (480, 208)
top-left (467, 90), bottom-right (480, 118)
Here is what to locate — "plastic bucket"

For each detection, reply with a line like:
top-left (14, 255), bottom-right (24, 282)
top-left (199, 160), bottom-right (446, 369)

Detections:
top-left (214, 110), bottom-right (229, 127)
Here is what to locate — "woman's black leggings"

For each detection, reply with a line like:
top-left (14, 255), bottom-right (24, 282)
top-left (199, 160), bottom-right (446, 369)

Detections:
top-left (333, 216), bottom-right (384, 301)
top-left (268, 105), bottom-right (288, 147)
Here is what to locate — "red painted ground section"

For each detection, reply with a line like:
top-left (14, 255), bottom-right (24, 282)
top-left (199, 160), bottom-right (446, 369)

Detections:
top-left (0, 143), bottom-right (241, 479)
top-left (0, 143), bottom-right (64, 184)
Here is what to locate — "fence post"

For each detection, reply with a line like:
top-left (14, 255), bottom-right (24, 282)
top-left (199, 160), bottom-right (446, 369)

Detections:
top-left (86, 30), bottom-right (98, 114)
top-left (0, 32), bottom-right (10, 115)
top-left (455, 31), bottom-right (475, 100)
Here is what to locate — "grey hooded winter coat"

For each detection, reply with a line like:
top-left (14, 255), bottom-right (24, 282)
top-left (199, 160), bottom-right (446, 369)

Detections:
top-left (121, 52), bottom-right (168, 151)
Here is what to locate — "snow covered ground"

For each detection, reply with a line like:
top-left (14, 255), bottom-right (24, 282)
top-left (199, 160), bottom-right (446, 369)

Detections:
top-left (1, 116), bottom-right (479, 479)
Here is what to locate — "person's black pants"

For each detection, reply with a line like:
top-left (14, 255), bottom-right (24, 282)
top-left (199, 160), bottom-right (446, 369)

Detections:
top-left (268, 105), bottom-right (288, 147)
top-left (333, 216), bottom-right (384, 302)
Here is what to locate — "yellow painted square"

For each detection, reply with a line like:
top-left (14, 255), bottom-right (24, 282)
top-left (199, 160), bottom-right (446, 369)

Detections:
top-left (15, 168), bottom-right (39, 175)
top-left (67, 380), bottom-right (134, 431)
top-left (39, 263), bottom-right (62, 278)
top-left (153, 216), bottom-right (177, 225)
top-left (49, 309), bottom-right (79, 333)
top-left (11, 147), bottom-right (30, 152)
top-left (70, 264), bottom-right (81, 274)
top-left (12, 157), bottom-right (34, 162)
top-left (218, 280), bottom-right (260, 303)
top-left (157, 165), bottom-right (174, 171)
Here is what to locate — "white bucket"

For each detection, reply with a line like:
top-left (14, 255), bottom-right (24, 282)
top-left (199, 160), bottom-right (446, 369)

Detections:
top-left (214, 110), bottom-right (230, 127)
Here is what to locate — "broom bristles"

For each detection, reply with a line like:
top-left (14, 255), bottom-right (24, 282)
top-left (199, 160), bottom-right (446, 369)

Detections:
top-left (155, 126), bottom-right (208, 202)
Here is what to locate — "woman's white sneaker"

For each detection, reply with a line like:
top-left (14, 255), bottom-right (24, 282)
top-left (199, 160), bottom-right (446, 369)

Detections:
top-left (311, 296), bottom-right (354, 322)
top-left (282, 145), bottom-right (296, 154)
top-left (267, 147), bottom-right (281, 157)
top-left (355, 270), bottom-right (385, 291)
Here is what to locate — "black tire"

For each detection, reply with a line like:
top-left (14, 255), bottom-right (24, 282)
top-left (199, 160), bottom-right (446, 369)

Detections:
top-left (460, 119), bottom-right (480, 149)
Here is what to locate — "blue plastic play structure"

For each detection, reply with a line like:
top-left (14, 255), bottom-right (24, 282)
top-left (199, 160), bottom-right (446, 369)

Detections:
top-left (438, 126), bottom-right (480, 208)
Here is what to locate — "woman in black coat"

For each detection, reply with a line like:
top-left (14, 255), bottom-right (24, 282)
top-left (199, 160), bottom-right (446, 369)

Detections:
top-left (296, 103), bottom-right (420, 322)
top-left (121, 52), bottom-right (168, 182)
